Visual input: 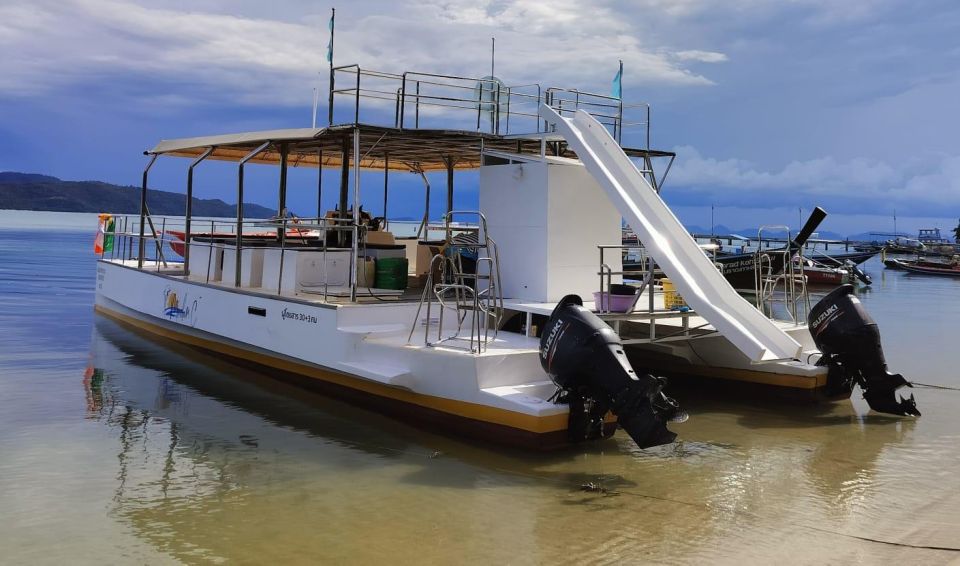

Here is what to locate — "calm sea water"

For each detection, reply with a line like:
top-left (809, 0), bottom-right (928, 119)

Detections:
top-left (2, 210), bottom-right (960, 564)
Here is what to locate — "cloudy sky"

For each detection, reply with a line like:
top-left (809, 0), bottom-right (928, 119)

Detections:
top-left (3, 0), bottom-right (959, 234)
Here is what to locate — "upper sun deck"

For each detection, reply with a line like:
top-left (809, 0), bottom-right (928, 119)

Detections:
top-left (146, 64), bottom-right (674, 174)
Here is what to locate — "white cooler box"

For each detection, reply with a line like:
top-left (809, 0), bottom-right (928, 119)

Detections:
top-left (262, 249), bottom-right (352, 293)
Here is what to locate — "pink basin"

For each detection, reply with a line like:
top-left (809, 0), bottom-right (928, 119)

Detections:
top-left (593, 291), bottom-right (637, 313)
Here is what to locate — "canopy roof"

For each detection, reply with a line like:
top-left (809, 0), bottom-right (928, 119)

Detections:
top-left (148, 124), bottom-right (674, 173)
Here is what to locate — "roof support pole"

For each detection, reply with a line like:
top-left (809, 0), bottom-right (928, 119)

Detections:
top-left (350, 127), bottom-right (360, 302)
top-left (235, 141), bottom-right (271, 288)
top-left (184, 147), bottom-right (215, 277)
top-left (327, 8), bottom-right (335, 126)
top-left (415, 170), bottom-right (430, 240)
top-left (138, 154), bottom-right (159, 269)
top-left (445, 156), bottom-right (454, 240)
top-left (277, 143), bottom-right (289, 247)
top-left (338, 136), bottom-right (350, 247)
top-left (316, 148), bottom-right (323, 220)
top-left (382, 153), bottom-right (389, 231)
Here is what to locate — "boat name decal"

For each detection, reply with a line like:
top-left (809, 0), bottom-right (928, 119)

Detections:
top-left (281, 308), bottom-right (318, 324)
top-left (720, 258), bottom-right (757, 273)
top-left (163, 287), bottom-right (199, 326)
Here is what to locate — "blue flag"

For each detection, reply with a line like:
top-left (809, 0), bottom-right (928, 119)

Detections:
top-left (611, 61), bottom-right (623, 99)
top-left (326, 11), bottom-right (334, 63)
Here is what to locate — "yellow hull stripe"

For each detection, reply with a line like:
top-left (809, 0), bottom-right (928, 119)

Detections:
top-left (651, 361), bottom-right (828, 389)
top-left (95, 304), bottom-right (570, 434)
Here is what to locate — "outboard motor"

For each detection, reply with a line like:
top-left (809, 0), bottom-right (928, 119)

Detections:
top-left (844, 259), bottom-right (872, 285)
top-left (808, 285), bottom-right (919, 416)
top-left (539, 295), bottom-right (686, 448)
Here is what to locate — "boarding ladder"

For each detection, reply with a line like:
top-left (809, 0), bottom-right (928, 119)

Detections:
top-left (408, 211), bottom-right (503, 354)
top-left (753, 225), bottom-right (810, 323)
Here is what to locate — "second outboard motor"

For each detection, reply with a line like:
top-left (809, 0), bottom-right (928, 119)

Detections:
top-left (844, 259), bottom-right (872, 285)
top-left (540, 295), bottom-right (686, 448)
top-left (808, 284), bottom-right (919, 416)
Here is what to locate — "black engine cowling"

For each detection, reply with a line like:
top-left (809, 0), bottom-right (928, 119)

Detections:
top-left (808, 284), bottom-right (919, 416)
top-left (539, 294), bottom-right (685, 448)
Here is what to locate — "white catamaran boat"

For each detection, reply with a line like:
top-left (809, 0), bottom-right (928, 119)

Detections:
top-left (93, 65), bottom-right (918, 450)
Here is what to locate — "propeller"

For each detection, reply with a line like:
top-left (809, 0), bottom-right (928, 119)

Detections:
top-left (862, 374), bottom-right (922, 416)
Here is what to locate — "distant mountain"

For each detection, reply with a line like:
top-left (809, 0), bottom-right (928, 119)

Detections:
top-left (686, 224), bottom-right (741, 236)
top-left (684, 222), bottom-right (851, 241)
top-left (0, 172), bottom-right (275, 218)
top-left (846, 232), bottom-right (887, 243)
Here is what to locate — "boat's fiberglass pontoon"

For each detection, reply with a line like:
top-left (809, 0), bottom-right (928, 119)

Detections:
top-left (93, 64), bottom-right (919, 450)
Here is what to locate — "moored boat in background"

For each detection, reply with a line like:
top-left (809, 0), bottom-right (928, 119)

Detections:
top-left (794, 257), bottom-right (848, 286)
top-left (886, 258), bottom-right (960, 277)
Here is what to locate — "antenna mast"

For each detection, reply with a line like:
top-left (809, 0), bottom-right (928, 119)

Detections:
top-left (491, 37), bottom-right (495, 78)
top-left (327, 7), bottom-right (336, 125)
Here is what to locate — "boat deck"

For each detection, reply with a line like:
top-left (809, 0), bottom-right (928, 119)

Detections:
top-left (107, 257), bottom-right (815, 367)
top-left (108, 257), bottom-right (810, 343)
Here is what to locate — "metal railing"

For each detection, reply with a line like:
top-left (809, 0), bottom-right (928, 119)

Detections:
top-left (329, 64), bottom-right (650, 144)
top-left (544, 89), bottom-right (650, 146)
top-left (595, 242), bottom-right (727, 342)
top-left (597, 244), bottom-right (653, 315)
top-left (408, 211), bottom-right (503, 354)
top-left (754, 225), bottom-right (810, 323)
top-left (96, 213), bottom-right (400, 303)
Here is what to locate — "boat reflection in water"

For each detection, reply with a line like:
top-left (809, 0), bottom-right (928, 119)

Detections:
top-left (86, 315), bottom-right (950, 564)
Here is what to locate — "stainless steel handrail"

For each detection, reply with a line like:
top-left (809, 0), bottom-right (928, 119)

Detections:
top-left (408, 211), bottom-right (502, 353)
top-left (331, 63), bottom-right (635, 138)
top-left (754, 225), bottom-right (809, 323)
top-left (100, 214), bottom-right (375, 304)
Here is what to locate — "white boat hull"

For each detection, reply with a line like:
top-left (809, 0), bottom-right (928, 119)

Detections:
top-left (94, 259), bottom-right (600, 449)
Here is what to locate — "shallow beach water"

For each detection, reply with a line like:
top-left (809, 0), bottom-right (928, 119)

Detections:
top-left (2, 211), bottom-right (960, 564)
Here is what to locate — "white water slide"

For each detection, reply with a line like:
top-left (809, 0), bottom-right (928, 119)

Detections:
top-left (540, 105), bottom-right (801, 363)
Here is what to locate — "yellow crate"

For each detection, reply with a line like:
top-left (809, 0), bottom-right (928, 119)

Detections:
top-left (661, 278), bottom-right (687, 309)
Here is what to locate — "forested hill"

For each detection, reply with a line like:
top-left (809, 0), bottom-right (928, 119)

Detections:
top-left (0, 172), bottom-right (275, 218)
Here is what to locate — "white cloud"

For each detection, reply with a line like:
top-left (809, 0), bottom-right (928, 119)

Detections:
top-left (0, 0), bottom-right (727, 105)
top-left (669, 146), bottom-right (897, 192)
top-left (666, 145), bottom-right (960, 215)
top-left (673, 50), bottom-right (728, 63)
top-left (623, 0), bottom-right (894, 25)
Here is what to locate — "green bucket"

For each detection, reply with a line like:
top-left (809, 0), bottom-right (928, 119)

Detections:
top-left (374, 257), bottom-right (408, 290)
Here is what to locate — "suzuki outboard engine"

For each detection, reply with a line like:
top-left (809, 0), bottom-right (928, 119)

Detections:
top-left (808, 284), bottom-right (919, 416)
top-left (539, 295), bottom-right (685, 448)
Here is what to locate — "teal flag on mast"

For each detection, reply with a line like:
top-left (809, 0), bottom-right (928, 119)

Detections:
top-left (326, 10), bottom-right (335, 63)
top-left (611, 60), bottom-right (623, 99)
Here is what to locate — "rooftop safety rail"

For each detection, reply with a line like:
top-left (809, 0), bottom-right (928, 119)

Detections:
top-left (328, 64), bottom-right (650, 146)
top-left (544, 88), bottom-right (649, 147)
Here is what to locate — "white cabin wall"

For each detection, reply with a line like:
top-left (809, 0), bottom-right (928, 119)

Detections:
top-left (479, 156), bottom-right (622, 302)
top-left (479, 162), bottom-right (549, 301)
top-left (546, 162), bottom-right (622, 300)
